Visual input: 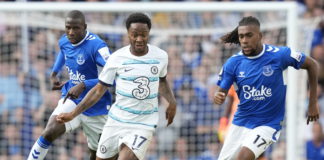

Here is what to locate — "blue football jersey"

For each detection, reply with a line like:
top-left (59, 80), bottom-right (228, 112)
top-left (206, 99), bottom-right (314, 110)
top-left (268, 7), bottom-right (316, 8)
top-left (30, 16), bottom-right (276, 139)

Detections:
top-left (52, 31), bottom-right (112, 116)
top-left (217, 44), bottom-right (306, 130)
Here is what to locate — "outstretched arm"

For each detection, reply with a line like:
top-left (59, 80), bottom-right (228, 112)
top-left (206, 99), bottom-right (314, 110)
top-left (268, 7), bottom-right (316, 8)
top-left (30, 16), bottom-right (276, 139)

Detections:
top-left (63, 79), bottom-right (100, 103)
top-left (301, 56), bottom-right (319, 124)
top-left (159, 76), bottom-right (177, 126)
top-left (56, 83), bottom-right (108, 123)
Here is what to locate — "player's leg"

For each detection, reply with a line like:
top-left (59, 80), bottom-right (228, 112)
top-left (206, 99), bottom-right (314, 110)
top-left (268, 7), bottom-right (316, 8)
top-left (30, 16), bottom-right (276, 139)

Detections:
top-left (81, 114), bottom-right (107, 160)
top-left (236, 147), bottom-right (255, 160)
top-left (96, 155), bottom-right (118, 160)
top-left (27, 99), bottom-right (81, 160)
top-left (237, 126), bottom-right (280, 160)
top-left (117, 128), bottom-right (153, 160)
top-left (218, 124), bottom-right (248, 160)
top-left (96, 122), bottom-right (120, 160)
top-left (89, 149), bottom-right (96, 160)
top-left (118, 144), bottom-right (138, 160)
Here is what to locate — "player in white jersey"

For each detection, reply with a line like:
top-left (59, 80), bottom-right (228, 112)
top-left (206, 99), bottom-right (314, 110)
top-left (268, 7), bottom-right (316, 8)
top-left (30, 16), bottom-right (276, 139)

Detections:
top-left (27, 10), bottom-right (112, 160)
top-left (214, 16), bottom-right (319, 160)
top-left (56, 12), bottom-right (177, 160)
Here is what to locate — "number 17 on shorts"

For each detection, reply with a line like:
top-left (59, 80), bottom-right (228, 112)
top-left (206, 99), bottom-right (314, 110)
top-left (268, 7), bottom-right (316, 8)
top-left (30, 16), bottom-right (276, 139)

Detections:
top-left (243, 126), bottom-right (280, 157)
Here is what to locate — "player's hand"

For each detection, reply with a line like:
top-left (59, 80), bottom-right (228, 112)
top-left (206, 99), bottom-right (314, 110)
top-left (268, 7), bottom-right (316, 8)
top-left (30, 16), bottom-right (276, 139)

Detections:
top-left (306, 103), bottom-right (319, 125)
top-left (56, 112), bottom-right (75, 123)
top-left (51, 77), bottom-right (65, 90)
top-left (214, 91), bottom-right (226, 105)
top-left (166, 103), bottom-right (176, 127)
top-left (63, 82), bottom-right (86, 103)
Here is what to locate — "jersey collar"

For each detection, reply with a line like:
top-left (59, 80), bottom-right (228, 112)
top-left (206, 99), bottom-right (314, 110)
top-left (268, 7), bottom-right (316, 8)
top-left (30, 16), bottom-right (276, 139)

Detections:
top-left (71, 31), bottom-right (89, 47)
top-left (240, 44), bottom-right (265, 59)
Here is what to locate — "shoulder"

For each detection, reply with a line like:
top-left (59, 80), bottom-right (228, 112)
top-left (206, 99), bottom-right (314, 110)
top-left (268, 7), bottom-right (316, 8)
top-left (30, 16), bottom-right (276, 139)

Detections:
top-left (148, 44), bottom-right (168, 59)
top-left (226, 52), bottom-right (244, 64)
top-left (58, 34), bottom-right (70, 47)
top-left (113, 45), bottom-right (129, 55)
top-left (264, 44), bottom-right (289, 55)
top-left (85, 32), bottom-right (106, 46)
top-left (108, 45), bottom-right (129, 60)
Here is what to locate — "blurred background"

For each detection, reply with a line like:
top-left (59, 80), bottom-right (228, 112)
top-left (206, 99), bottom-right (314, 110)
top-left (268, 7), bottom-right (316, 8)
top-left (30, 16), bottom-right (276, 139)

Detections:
top-left (0, 0), bottom-right (323, 160)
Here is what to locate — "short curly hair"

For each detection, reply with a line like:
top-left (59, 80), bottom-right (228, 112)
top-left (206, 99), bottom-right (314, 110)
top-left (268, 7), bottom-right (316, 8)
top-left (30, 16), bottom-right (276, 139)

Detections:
top-left (125, 12), bottom-right (151, 30)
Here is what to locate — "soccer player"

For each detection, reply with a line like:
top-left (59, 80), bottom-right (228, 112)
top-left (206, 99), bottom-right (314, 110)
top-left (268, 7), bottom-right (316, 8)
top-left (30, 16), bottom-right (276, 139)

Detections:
top-left (27, 10), bottom-right (112, 160)
top-left (214, 16), bottom-right (319, 160)
top-left (56, 12), bottom-right (177, 160)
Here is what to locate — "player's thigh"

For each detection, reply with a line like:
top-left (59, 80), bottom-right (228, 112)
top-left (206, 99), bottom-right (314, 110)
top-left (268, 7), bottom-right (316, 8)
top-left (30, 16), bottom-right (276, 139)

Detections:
top-left (218, 124), bottom-right (249, 160)
top-left (81, 114), bottom-right (107, 151)
top-left (119, 128), bottom-right (153, 160)
top-left (51, 98), bottom-right (82, 133)
top-left (96, 125), bottom-right (121, 159)
top-left (242, 126), bottom-right (280, 158)
top-left (118, 143), bottom-right (138, 160)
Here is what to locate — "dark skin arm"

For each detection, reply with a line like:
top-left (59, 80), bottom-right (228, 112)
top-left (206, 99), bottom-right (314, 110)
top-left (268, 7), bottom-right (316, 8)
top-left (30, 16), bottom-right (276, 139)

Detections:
top-left (63, 82), bottom-right (86, 103)
top-left (301, 56), bottom-right (319, 124)
top-left (56, 83), bottom-right (108, 123)
top-left (50, 72), bottom-right (65, 90)
top-left (213, 86), bottom-right (228, 105)
top-left (159, 76), bottom-right (177, 126)
top-left (222, 94), bottom-right (234, 118)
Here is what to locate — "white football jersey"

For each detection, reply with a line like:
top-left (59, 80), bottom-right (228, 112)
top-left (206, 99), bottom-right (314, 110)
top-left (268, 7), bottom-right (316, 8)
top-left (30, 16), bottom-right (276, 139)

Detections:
top-left (99, 44), bottom-right (168, 131)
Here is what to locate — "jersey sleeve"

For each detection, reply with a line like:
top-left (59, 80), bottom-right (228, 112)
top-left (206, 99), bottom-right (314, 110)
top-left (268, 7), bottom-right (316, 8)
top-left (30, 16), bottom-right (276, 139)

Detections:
top-left (98, 55), bottom-right (118, 86)
top-left (280, 47), bottom-right (306, 70)
top-left (160, 57), bottom-right (168, 78)
top-left (83, 79), bottom-right (99, 90)
top-left (95, 42), bottom-right (111, 67)
top-left (217, 59), bottom-right (235, 90)
top-left (52, 51), bottom-right (65, 73)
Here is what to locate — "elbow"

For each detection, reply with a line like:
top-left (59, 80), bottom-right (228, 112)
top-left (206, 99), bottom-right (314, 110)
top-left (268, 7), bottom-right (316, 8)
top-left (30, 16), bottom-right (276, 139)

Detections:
top-left (304, 57), bottom-right (319, 72)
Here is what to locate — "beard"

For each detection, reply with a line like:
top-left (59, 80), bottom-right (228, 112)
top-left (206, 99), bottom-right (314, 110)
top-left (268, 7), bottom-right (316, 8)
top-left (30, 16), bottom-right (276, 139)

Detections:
top-left (242, 49), bottom-right (258, 57)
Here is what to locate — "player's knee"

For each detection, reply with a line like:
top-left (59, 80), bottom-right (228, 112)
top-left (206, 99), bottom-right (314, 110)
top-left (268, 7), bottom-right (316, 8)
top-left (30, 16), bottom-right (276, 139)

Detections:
top-left (236, 147), bottom-right (255, 160)
top-left (42, 117), bottom-right (66, 142)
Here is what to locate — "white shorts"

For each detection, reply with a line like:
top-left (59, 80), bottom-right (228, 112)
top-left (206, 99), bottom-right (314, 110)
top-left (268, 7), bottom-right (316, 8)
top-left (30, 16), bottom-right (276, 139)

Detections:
top-left (96, 118), bottom-right (154, 160)
top-left (218, 124), bottom-right (280, 160)
top-left (51, 98), bottom-right (107, 150)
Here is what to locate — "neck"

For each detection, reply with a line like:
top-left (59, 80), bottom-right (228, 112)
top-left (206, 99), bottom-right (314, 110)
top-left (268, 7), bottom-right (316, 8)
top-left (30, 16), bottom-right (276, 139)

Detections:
top-left (254, 44), bottom-right (263, 55)
top-left (130, 46), bottom-right (148, 56)
top-left (245, 43), bottom-right (263, 57)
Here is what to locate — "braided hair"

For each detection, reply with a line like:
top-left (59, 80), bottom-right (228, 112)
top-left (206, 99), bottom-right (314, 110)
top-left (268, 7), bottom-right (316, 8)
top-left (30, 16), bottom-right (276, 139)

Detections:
top-left (220, 16), bottom-right (260, 44)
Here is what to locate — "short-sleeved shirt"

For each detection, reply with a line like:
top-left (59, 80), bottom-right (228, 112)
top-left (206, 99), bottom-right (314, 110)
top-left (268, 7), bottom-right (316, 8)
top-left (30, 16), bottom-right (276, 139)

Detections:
top-left (52, 31), bottom-right (112, 116)
top-left (99, 44), bottom-right (168, 131)
top-left (217, 44), bottom-right (306, 130)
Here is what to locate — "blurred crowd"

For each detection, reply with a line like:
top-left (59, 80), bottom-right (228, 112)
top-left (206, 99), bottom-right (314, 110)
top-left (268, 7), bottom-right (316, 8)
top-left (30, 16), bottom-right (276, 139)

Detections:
top-left (0, 0), bottom-right (323, 160)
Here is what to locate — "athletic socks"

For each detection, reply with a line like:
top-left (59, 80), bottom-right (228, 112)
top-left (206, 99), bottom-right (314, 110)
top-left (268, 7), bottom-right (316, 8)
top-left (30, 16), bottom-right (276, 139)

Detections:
top-left (27, 136), bottom-right (51, 160)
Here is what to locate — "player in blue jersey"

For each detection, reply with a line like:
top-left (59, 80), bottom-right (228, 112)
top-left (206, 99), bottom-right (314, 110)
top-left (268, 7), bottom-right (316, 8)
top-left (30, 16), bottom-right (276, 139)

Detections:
top-left (214, 16), bottom-right (319, 160)
top-left (56, 12), bottom-right (177, 160)
top-left (27, 10), bottom-right (112, 160)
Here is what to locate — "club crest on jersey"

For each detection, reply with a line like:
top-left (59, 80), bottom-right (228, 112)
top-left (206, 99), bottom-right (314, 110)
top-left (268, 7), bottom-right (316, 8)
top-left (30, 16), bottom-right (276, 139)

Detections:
top-left (100, 145), bottom-right (107, 153)
top-left (151, 66), bottom-right (158, 75)
top-left (76, 54), bottom-right (85, 65)
top-left (263, 65), bottom-right (273, 77)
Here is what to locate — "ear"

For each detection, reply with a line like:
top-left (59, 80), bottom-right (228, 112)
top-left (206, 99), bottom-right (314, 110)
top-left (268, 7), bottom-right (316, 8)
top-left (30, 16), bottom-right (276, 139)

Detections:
top-left (84, 23), bottom-right (87, 30)
top-left (259, 32), bottom-right (263, 39)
